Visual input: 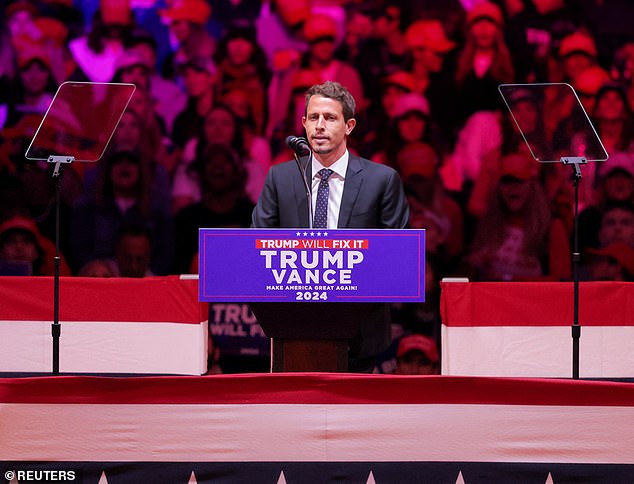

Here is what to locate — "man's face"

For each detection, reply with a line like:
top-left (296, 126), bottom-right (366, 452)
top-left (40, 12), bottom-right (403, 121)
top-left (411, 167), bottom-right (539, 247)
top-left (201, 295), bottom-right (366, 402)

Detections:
top-left (603, 171), bottom-right (634, 202)
top-left (397, 351), bottom-right (436, 375)
top-left (182, 66), bottom-right (214, 98)
top-left (562, 53), bottom-right (593, 82)
top-left (0, 231), bottom-right (39, 264)
top-left (599, 208), bottom-right (634, 247)
top-left (120, 65), bottom-right (150, 91)
top-left (412, 46), bottom-right (445, 73)
top-left (20, 61), bottom-right (50, 95)
top-left (309, 39), bottom-right (336, 64)
top-left (170, 19), bottom-right (191, 43)
top-left (302, 95), bottom-right (355, 163)
top-left (203, 108), bottom-right (236, 144)
top-left (116, 234), bottom-right (151, 278)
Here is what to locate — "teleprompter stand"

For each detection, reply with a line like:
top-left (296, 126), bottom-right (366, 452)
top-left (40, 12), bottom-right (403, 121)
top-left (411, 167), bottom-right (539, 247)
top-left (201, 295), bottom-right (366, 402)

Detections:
top-left (500, 83), bottom-right (609, 379)
top-left (25, 81), bottom-right (135, 374)
top-left (49, 155), bottom-right (74, 373)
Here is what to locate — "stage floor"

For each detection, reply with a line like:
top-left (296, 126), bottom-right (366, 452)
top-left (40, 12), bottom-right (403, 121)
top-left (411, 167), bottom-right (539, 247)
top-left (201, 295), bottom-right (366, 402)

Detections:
top-left (2, 373), bottom-right (634, 483)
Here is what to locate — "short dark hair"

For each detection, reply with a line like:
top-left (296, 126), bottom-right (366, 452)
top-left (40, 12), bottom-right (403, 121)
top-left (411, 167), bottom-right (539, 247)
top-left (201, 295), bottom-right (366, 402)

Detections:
top-left (305, 81), bottom-right (356, 121)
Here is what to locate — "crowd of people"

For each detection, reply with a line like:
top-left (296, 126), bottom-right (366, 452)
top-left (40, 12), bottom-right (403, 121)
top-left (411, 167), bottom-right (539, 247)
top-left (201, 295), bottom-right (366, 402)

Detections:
top-left (1, 0), bottom-right (634, 374)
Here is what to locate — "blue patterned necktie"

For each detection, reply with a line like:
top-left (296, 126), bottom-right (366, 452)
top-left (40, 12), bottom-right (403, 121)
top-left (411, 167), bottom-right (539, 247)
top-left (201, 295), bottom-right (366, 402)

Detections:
top-left (313, 168), bottom-right (334, 228)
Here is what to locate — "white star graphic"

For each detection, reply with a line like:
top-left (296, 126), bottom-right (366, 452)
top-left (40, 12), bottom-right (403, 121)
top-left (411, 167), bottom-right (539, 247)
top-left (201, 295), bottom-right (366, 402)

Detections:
top-left (303, 232), bottom-right (308, 236)
top-left (296, 232), bottom-right (301, 236)
top-left (323, 232), bottom-right (328, 236)
top-left (317, 231), bottom-right (322, 236)
top-left (310, 232), bottom-right (315, 236)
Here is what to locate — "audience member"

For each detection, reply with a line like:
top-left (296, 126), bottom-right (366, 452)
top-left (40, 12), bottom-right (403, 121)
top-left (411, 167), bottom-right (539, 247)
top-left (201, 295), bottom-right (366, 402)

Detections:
top-left (221, 88), bottom-right (272, 171)
top-left (77, 258), bottom-right (116, 277)
top-left (111, 224), bottom-right (154, 277)
top-left (354, 2), bottom-right (408, 102)
top-left (355, 70), bottom-right (414, 157)
top-left (70, 150), bottom-right (173, 275)
top-left (172, 104), bottom-right (265, 211)
top-left (578, 152), bottom-right (634, 250)
top-left (5, 42), bottom-right (57, 127)
top-left (126, 28), bottom-right (187, 134)
top-left (455, 2), bottom-right (515, 123)
top-left (583, 242), bottom-right (634, 281)
top-left (173, 142), bottom-right (253, 274)
top-left (466, 87), bottom-right (545, 218)
top-left (171, 56), bottom-right (218, 148)
top-left (597, 203), bottom-right (634, 249)
top-left (375, 92), bottom-right (449, 167)
top-left (399, 142), bottom-right (464, 270)
top-left (395, 334), bottom-right (440, 375)
top-left (403, 19), bottom-right (458, 142)
top-left (214, 25), bottom-right (269, 136)
top-left (158, 0), bottom-right (214, 80)
top-left (0, 214), bottom-right (71, 276)
top-left (67, 1), bottom-right (134, 82)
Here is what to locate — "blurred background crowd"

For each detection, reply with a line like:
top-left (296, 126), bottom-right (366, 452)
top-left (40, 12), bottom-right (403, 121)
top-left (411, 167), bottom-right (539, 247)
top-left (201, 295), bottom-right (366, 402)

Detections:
top-left (1, 0), bottom-right (633, 374)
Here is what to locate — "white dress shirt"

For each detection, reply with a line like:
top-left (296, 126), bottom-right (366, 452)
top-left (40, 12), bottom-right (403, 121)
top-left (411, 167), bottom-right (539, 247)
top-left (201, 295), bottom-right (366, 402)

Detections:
top-left (311, 150), bottom-right (349, 229)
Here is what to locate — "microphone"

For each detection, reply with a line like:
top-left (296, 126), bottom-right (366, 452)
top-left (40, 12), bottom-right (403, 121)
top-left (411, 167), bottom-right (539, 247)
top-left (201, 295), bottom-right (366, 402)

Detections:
top-left (285, 136), bottom-right (311, 155)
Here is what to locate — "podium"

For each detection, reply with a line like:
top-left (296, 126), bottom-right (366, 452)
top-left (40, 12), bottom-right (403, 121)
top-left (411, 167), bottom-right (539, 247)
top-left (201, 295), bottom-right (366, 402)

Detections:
top-left (198, 228), bottom-right (425, 372)
top-left (249, 302), bottom-right (379, 371)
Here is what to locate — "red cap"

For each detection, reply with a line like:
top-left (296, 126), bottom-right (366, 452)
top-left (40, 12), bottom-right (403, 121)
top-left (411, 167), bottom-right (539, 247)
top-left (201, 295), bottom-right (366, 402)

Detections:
top-left (391, 93), bottom-right (430, 118)
top-left (159, 0), bottom-right (211, 25)
top-left (291, 69), bottom-right (322, 91)
top-left (303, 13), bottom-right (337, 43)
top-left (5, 0), bottom-right (38, 18)
top-left (397, 334), bottom-right (439, 362)
top-left (467, 2), bottom-right (504, 26)
top-left (382, 71), bottom-right (415, 93)
top-left (559, 31), bottom-right (597, 58)
top-left (273, 0), bottom-right (310, 29)
top-left (0, 216), bottom-right (43, 247)
top-left (14, 39), bottom-right (52, 71)
top-left (100, 0), bottom-right (131, 26)
top-left (499, 153), bottom-right (536, 181)
top-left (34, 17), bottom-right (69, 47)
top-left (405, 20), bottom-right (455, 53)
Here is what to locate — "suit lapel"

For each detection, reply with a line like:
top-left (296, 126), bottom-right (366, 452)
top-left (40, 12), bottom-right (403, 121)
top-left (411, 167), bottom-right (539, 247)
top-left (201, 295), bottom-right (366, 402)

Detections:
top-left (338, 155), bottom-right (364, 228)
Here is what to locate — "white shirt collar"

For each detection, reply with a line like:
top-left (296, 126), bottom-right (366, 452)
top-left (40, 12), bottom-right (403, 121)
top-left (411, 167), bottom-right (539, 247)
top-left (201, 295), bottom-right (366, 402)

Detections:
top-left (312, 150), bottom-right (349, 180)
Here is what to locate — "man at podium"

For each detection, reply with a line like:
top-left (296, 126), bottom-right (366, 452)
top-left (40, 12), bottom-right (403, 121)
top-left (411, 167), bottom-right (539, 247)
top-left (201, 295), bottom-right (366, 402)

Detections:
top-left (252, 81), bottom-right (409, 372)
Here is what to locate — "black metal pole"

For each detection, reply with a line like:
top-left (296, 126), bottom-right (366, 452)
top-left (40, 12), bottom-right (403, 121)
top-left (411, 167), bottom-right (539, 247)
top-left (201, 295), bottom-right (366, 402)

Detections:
top-left (52, 163), bottom-right (62, 374)
top-left (571, 163), bottom-right (582, 380)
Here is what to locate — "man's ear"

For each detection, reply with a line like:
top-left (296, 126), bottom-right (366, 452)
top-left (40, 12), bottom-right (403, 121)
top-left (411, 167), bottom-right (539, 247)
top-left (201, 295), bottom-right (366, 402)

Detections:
top-left (345, 118), bottom-right (356, 135)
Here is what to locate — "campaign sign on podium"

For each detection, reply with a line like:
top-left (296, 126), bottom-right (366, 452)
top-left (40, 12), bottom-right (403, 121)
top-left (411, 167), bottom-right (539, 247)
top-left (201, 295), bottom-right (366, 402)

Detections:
top-left (199, 229), bottom-right (425, 303)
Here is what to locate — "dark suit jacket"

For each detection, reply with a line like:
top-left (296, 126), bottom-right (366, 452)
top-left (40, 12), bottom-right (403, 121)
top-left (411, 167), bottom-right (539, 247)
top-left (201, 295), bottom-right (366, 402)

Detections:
top-left (252, 154), bottom-right (409, 359)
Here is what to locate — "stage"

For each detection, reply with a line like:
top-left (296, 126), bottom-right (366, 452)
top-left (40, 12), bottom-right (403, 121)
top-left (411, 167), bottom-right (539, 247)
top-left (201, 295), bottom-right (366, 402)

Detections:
top-left (2, 373), bottom-right (634, 483)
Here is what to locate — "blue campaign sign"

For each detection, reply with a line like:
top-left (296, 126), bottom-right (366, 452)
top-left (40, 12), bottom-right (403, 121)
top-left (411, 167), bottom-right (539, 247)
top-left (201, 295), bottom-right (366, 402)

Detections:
top-left (199, 229), bottom-right (425, 303)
